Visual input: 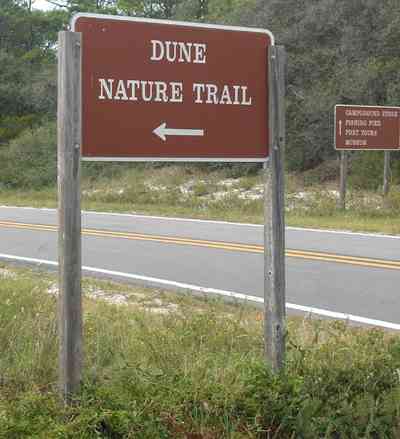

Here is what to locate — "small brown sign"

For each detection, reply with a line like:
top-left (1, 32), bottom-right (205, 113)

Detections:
top-left (71, 14), bottom-right (274, 161)
top-left (335, 105), bottom-right (400, 151)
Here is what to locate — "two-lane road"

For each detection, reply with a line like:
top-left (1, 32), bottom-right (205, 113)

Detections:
top-left (0, 206), bottom-right (399, 326)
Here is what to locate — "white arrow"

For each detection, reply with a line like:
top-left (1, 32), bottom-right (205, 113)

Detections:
top-left (153, 122), bottom-right (204, 141)
top-left (339, 120), bottom-right (342, 136)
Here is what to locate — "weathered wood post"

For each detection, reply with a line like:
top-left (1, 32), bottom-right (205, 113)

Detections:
top-left (383, 151), bottom-right (390, 198)
top-left (264, 45), bottom-right (286, 372)
top-left (57, 31), bottom-right (82, 402)
top-left (339, 151), bottom-right (348, 210)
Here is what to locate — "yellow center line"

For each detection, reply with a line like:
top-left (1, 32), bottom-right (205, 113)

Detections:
top-left (0, 220), bottom-right (260, 253)
top-left (288, 249), bottom-right (400, 266)
top-left (0, 220), bottom-right (399, 270)
top-left (287, 253), bottom-right (400, 270)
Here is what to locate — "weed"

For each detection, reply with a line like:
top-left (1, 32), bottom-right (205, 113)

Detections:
top-left (191, 181), bottom-right (212, 197)
top-left (1, 165), bottom-right (400, 234)
top-left (0, 265), bottom-right (400, 437)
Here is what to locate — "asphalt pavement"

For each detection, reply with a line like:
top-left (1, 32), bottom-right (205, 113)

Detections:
top-left (0, 206), bottom-right (399, 325)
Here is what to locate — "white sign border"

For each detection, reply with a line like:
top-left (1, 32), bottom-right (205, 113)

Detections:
top-left (71, 13), bottom-right (274, 162)
top-left (70, 13), bottom-right (274, 42)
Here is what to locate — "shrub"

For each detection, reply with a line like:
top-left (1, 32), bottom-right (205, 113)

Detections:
top-left (1, 121), bottom-right (57, 189)
top-left (1, 267), bottom-right (400, 437)
top-left (348, 151), bottom-right (400, 190)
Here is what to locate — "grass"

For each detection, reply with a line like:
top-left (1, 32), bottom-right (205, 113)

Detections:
top-left (1, 165), bottom-right (400, 234)
top-left (1, 263), bottom-right (400, 437)
top-left (288, 213), bottom-right (400, 234)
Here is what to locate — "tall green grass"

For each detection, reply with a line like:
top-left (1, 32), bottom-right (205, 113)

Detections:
top-left (1, 266), bottom-right (400, 437)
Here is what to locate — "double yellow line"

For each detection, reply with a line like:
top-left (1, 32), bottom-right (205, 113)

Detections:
top-left (1, 220), bottom-right (400, 271)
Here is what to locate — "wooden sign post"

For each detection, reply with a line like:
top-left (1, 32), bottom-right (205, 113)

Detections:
top-left (339, 151), bottom-right (348, 210)
top-left (383, 151), bottom-right (391, 198)
top-left (57, 31), bottom-right (82, 402)
top-left (264, 46), bottom-right (286, 372)
top-left (57, 15), bottom-right (285, 401)
top-left (335, 105), bottom-right (400, 210)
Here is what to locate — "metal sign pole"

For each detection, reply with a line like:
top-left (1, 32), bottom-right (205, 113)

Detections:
top-left (264, 45), bottom-right (286, 372)
top-left (57, 31), bottom-right (82, 402)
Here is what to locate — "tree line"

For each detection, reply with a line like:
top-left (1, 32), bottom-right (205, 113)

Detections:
top-left (1, 0), bottom-right (399, 188)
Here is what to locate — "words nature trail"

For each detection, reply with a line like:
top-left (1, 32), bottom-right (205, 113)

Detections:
top-left (98, 39), bottom-right (253, 106)
top-left (75, 15), bottom-right (271, 160)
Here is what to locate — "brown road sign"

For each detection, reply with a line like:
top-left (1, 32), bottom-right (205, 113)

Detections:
top-left (71, 14), bottom-right (274, 161)
top-left (335, 104), bottom-right (400, 151)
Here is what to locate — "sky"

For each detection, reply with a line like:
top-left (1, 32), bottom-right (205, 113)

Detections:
top-left (32, 0), bottom-right (56, 11)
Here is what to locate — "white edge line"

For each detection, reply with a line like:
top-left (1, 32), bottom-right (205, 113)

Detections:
top-left (1, 205), bottom-right (400, 239)
top-left (285, 226), bottom-right (400, 239)
top-left (1, 252), bottom-right (400, 331)
top-left (70, 12), bottom-right (275, 45)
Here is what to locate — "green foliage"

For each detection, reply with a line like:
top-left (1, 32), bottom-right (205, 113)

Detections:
top-left (192, 180), bottom-right (211, 196)
top-left (238, 0), bottom-right (400, 172)
top-left (0, 3), bottom-right (65, 144)
top-left (0, 272), bottom-right (57, 391)
top-left (349, 152), bottom-right (400, 190)
top-left (0, 122), bottom-right (57, 189)
top-left (1, 266), bottom-right (400, 437)
top-left (2, 0), bottom-right (400, 189)
top-left (116, 0), bottom-right (181, 18)
top-left (0, 115), bottom-right (36, 144)
top-left (301, 159), bottom-right (340, 185)
top-left (174, 0), bottom-right (255, 23)
top-left (387, 186), bottom-right (400, 211)
top-left (349, 152), bottom-right (386, 190)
